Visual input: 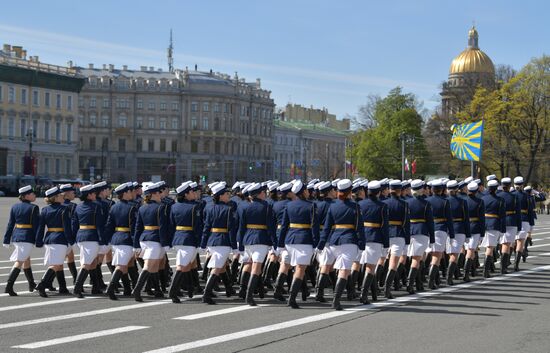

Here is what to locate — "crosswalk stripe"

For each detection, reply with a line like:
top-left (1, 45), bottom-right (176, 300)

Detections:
top-left (173, 304), bottom-right (262, 320)
top-left (0, 297), bottom-right (89, 312)
top-left (12, 325), bottom-right (149, 349)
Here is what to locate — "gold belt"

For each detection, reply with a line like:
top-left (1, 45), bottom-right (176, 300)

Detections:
top-left (506, 211), bottom-right (516, 215)
top-left (79, 225), bottom-right (96, 230)
top-left (211, 227), bottom-right (228, 233)
top-left (277, 225), bottom-right (282, 229)
top-left (320, 225), bottom-right (324, 230)
top-left (410, 219), bottom-right (425, 223)
top-left (470, 217), bottom-right (479, 222)
top-left (246, 224), bottom-right (267, 230)
top-left (176, 226), bottom-right (193, 231)
top-left (389, 221), bottom-right (402, 226)
top-left (333, 224), bottom-right (355, 229)
top-left (289, 223), bottom-right (311, 229)
top-left (144, 226), bottom-right (160, 231)
top-left (364, 222), bottom-right (381, 228)
top-left (115, 227), bottom-right (131, 232)
top-left (521, 209), bottom-right (528, 214)
top-left (485, 214), bottom-right (499, 218)
top-left (48, 227), bottom-right (64, 232)
top-left (453, 218), bottom-right (464, 222)
top-left (434, 218), bottom-right (447, 223)
top-left (15, 224), bottom-right (32, 229)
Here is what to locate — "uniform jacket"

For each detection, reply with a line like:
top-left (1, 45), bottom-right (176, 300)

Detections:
top-left (481, 193), bottom-right (506, 233)
top-left (201, 201), bottom-right (237, 249)
top-left (318, 199), bottom-right (365, 250)
top-left (498, 191), bottom-right (521, 231)
top-left (170, 200), bottom-right (202, 247)
top-left (3, 200), bottom-right (40, 245)
top-left (426, 195), bottom-right (455, 238)
top-left (449, 194), bottom-right (471, 237)
top-left (134, 200), bottom-right (171, 247)
top-left (103, 199), bottom-right (137, 246)
top-left (358, 197), bottom-right (390, 247)
top-left (382, 195), bottom-right (411, 244)
top-left (466, 195), bottom-right (485, 237)
top-left (36, 203), bottom-right (73, 247)
top-left (72, 200), bottom-right (106, 245)
top-left (405, 196), bottom-right (435, 244)
top-left (278, 198), bottom-right (319, 247)
top-left (237, 198), bottom-right (277, 251)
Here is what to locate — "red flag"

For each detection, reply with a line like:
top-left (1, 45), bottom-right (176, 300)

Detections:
top-left (411, 159), bottom-right (417, 175)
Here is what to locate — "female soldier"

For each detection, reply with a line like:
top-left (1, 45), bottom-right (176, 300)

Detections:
top-left (3, 186), bottom-right (40, 296)
top-left (317, 179), bottom-right (364, 311)
top-left (168, 182), bottom-right (204, 303)
top-left (35, 187), bottom-right (73, 297)
top-left (464, 181), bottom-right (485, 281)
top-left (358, 181), bottom-right (389, 304)
top-left (277, 180), bottom-right (319, 308)
top-left (271, 182), bottom-right (294, 301)
top-left (60, 184), bottom-right (78, 282)
top-left (480, 180), bottom-right (506, 278)
top-left (103, 182), bottom-right (137, 300)
top-left (200, 182), bottom-right (238, 305)
top-left (72, 184), bottom-right (107, 298)
top-left (132, 182), bottom-right (171, 302)
top-left (237, 183), bottom-right (277, 306)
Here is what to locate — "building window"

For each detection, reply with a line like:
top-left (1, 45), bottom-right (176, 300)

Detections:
top-left (8, 86), bottom-right (15, 103)
top-left (55, 122), bottom-right (61, 144)
top-left (67, 123), bottom-right (72, 144)
top-left (160, 102), bottom-right (167, 110)
top-left (103, 98), bottom-right (109, 108)
top-left (67, 95), bottom-right (72, 110)
top-left (118, 157), bottom-right (125, 169)
top-left (137, 100), bottom-right (143, 109)
top-left (191, 101), bottom-right (198, 112)
top-left (45, 92), bottom-right (50, 107)
top-left (148, 101), bottom-right (155, 110)
top-left (136, 117), bottom-right (143, 128)
top-left (214, 103), bottom-right (220, 112)
top-left (7, 156), bottom-right (14, 174)
top-left (8, 117), bottom-right (14, 140)
top-left (191, 140), bottom-right (198, 153)
top-left (0, 84), bottom-right (2, 102)
top-left (136, 138), bottom-right (142, 152)
top-left (55, 159), bottom-right (60, 175)
top-left (90, 113), bottom-right (96, 127)
top-left (203, 102), bottom-right (209, 112)
top-left (56, 94), bottom-right (61, 109)
top-left (21, 88), bottom-right (27, 105)
top-left (171, 102), bottom-right (179, 111)
top-left (214, 118), bottom-right (220, 130)
top-left (204, 141), bottom-right (210, 154)
top-left (171, 118), bottom-right (178, 130)
top-left (78, 97), bottom-right (84, 107)
top-left (118, 138), bottom-right (126, 152)
top-left (118, 115), bottom-right (127, 127)
top-left (32, 120), bottom-right (38, 141)
top-left (203, 118), bottom-right (209, 130)
top-left (66, 159), bottom-right (71, 175)
top-left (224, 103), bottom-right (229, 113)
top-left (20, 119), bottom-right (26, 141)
top-left (44, 158), bottom-right (50, 175)
top-left (148, 118), bottom-right (155, 129)
top-left (191, 116), bottom-right (197, 130)
top-left (160, 139), bottom-right (166, 152)
top-left (90, 136), bottom-right (96, 150)
top-left (171, 140), bottom-right (177, 152)
top-left (33, 90), bottom-right (39, 106)
top-left (44, 121), bottom-right (50, 142)
top-left (101, 115), bottom-right (109, 127)
top-left (160, 119), bottom-right (166, 130)
top-left (148, 139), bottom-right (154, 152)
top-left (215, 141), bottom-right (220, 154)
top-left (90, 97), bottom-right (96, 108)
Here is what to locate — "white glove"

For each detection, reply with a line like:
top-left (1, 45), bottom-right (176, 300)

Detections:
top-left (163, 246), bottom-right (170, 252)
top-left (2, 244), bottom-right (10, 249)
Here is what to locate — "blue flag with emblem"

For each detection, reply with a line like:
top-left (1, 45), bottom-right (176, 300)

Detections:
top-left (450, 120), bottom-right (484, 161)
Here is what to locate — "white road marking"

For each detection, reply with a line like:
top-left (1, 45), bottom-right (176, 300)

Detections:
top-left (12, 325), bottom-right (149, 349)
top-left (173, 304), bottom-right (262, 320)
top-left (0, 271), bottom-right (111, 285)
top-left (0, 300), bottom-right (168, 330)
top-left (0, 297), bottom-right (89, 312)
top-left (144, 264), bottom-right (550, 353)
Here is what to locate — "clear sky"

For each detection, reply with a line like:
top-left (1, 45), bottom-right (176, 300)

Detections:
top-left (1, 0), bottom-right (548, 120)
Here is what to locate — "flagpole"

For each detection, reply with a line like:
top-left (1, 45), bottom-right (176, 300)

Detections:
top-left (401, 132), bottom-right (405, 180)
top-left (471, 160), bottom-right (474, 178)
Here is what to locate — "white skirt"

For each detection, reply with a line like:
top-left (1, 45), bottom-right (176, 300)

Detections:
top-left (465, 234), bottom-right (481, 250)
top-left (516, 222), bottom-right (530, 240)
top-left (390, 237), bottom-right (406, 257)
top-left (286, 244), bottom-right (314, 266)
top-left (447, 233), bottom-right (466, 254)
top-left (333, 244), bottom-right (358, 270)
top-left (139, 241), bottom-right (163, 260)
top-left (481, 230), bottom-right (500, 248)
top-left (111, 245), bottom-right (134, 266)
top-left (317, 245), bottom-right (337, 266)
top-left (78, 241), bottom-right (99, 265)
top-left (207, 246), bottom-right (232, 268)
top-left (10, 242), bottom-right (33, 262)
top-left (44, 244), bottom-right (68, 266)
top-left (500, 227), bottom-right (516, 244)
top-left (280, 249), bottom-right (290, 265)
top-left (432, 231), bottom-right (448, 253)
top-left (174, 245), bottom-right (197, 267)
top-left (98, 244), bottom-right (111, 255)
top-left (361, 242), bottom-right (383, 265)
top-left (408, 235), bottom-right (429, 257)
top-left (380, 247), bottom-right (389, 258)
top-left (244, 244), bottom-right (269, 263)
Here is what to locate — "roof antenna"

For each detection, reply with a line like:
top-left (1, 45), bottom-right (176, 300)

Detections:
top-left (167, 29), bottom-right (174, 73)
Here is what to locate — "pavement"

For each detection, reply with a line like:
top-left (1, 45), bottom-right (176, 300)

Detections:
top-left (0, 197), bottom-right (549, 353)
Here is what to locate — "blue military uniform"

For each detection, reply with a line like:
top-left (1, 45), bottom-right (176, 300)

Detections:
top-left (359, 197), bottom-right (390, 248)
top-left (449, 193), bottom-right (471, 239)
top-left (426, 194), bottom-right (455, 238)
top-left (3, 200), bottom-right (40, 246)
top-left (72, 201), bottom-right (107, 245)
top-left (201, 201), bottom-right (237, 250)
top-left (237, 198), bottom-right (277, 252)
top-left (278, 198), bottom-right (320, 248)
top-left (104, 200), bottom-right (137, 247)
top-left (134, 200), bottom-right (171, 248)
top-left (406, 196), bottom-right (435, 244)
top-left (318, 199), bottom-right (365, 251)
top-left (36, 203), bottom-right (74, 247)
top-left (466, 194), bottom-right (486, 238)
top-left (170, 200), bottom-right (202, 247)
top-left (382, 195), bottom-right (411, 246)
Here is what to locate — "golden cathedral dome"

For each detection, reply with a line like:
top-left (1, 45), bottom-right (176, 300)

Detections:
top-left (449, 26), bottom-right (495, 75)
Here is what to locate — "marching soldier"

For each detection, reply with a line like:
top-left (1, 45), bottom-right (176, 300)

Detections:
top-left (35, 186), bottom-right (74, 297)
top-left (523, 186), bottom-right (546, 261)
top-left (498, 178), bottom-right (521, 274)
top-left (60, 184), bottom-right (79, 282)
top-left (480, 180), bottom-right (506, 278)
top-left (445, 180), bottom-right (470, 285)
top-left (464, 181), bottom-right (485, 281)
top-left (3, 185), bottom-right (40, 296)
top-left (271, 182), bottom-right (294, 301)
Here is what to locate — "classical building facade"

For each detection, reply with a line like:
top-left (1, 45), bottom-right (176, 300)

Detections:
top-left (0, 44), bottom-right (85, 179)
top-left (441, 26), bottom-right (496, 117)
top-left (76, 65), bottom-right (274, 184)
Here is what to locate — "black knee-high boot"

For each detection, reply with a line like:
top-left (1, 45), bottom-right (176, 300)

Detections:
top-left (36, 268), bottom-right (56, 298)
top-left (332, 277), bottom-right (347, 311)
top-left (136, 257), bottom-right (145, 269)
top-left (67, 262), bottom-right (78, 283)
top-left (159, 268), bottom-right (168, 293)
top-left (514, 251), bottom-right (522, 272)
top-left (190, 268), bottom-right (203, 294)
top-left (73, 269), bottom-right (89, 298)
top-left (375, 264), bottom-right (384, 290)
top-left (315, 273), bottom-right (329, 303)
top-left (220, 272), bottom-right (235, 297)
top-left (380, 259), bottom-right (389, 288)
top-left (106, 269), bottom-right (123, 300)
top-left (500, 253), bottom-right (510, 274)
top-left (182, 272), bottom-right (194, 298)
top-left (230, 259), bottom-right (240, 283)
top-left (463, 258), bottom-right (472, 282)
top-left (384, 269), bottom-right (397, 299)
top-left (360, 272), bottom-right (375, 304)
top-left (483, 255), bottom-right (493, 278)
top-left (151, 272), bottom-right (164, 298)
top-left (245, 274), bottom-right (260, 306)
top-left (328, 270), bottom-right (337, 290)
top-left (306, 265), bottom-right (317, 288)
top-left (169, 271), bottom-right (184, 303)
top-left (56, 270), bottom-right (69, 294)
top-left (132, 270), bottom-right (150, 302)
top-left (121, 273), bottom-right (132, 296)
top-left (446, 262), bottom-right (457, 286)
top-left (273, 272), bottom-right (287, 301)
top-left (393, 264), bottom-right (403, 291)
top-left (96, 262), bottom-right (106, 290)
top-left (202, 273), bottom-right (219, 305)
top-left (416, 263), bottom-right (424, 291)
top-left (5, 267), bottom-right (21, 296)
top-left (106, 261), bottom-right (115, 274)
top-left (201, 256), bottom-right (211, 281)
top-left (287, 277), bottom-right (303, 309)
top-left (406, 267), bottom-right (418, 294)
top-left (90, 268), bottom-right (102, 294)
top-left (428, 265), bottom-right (438, 289)
top-left (128, 265), bottom-right (139, 289)
top-left (23, 267), bottom-right (36, 292)
top-left (239, 271), bottom-right (251, 299)
top-left (347, 271), bottom-right (359, 300)
top-left (300, 278), bottom-right (309, 301)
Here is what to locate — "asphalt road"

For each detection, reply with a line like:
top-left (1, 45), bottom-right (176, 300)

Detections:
top-left (0, 197), bottom-right (549, 353)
